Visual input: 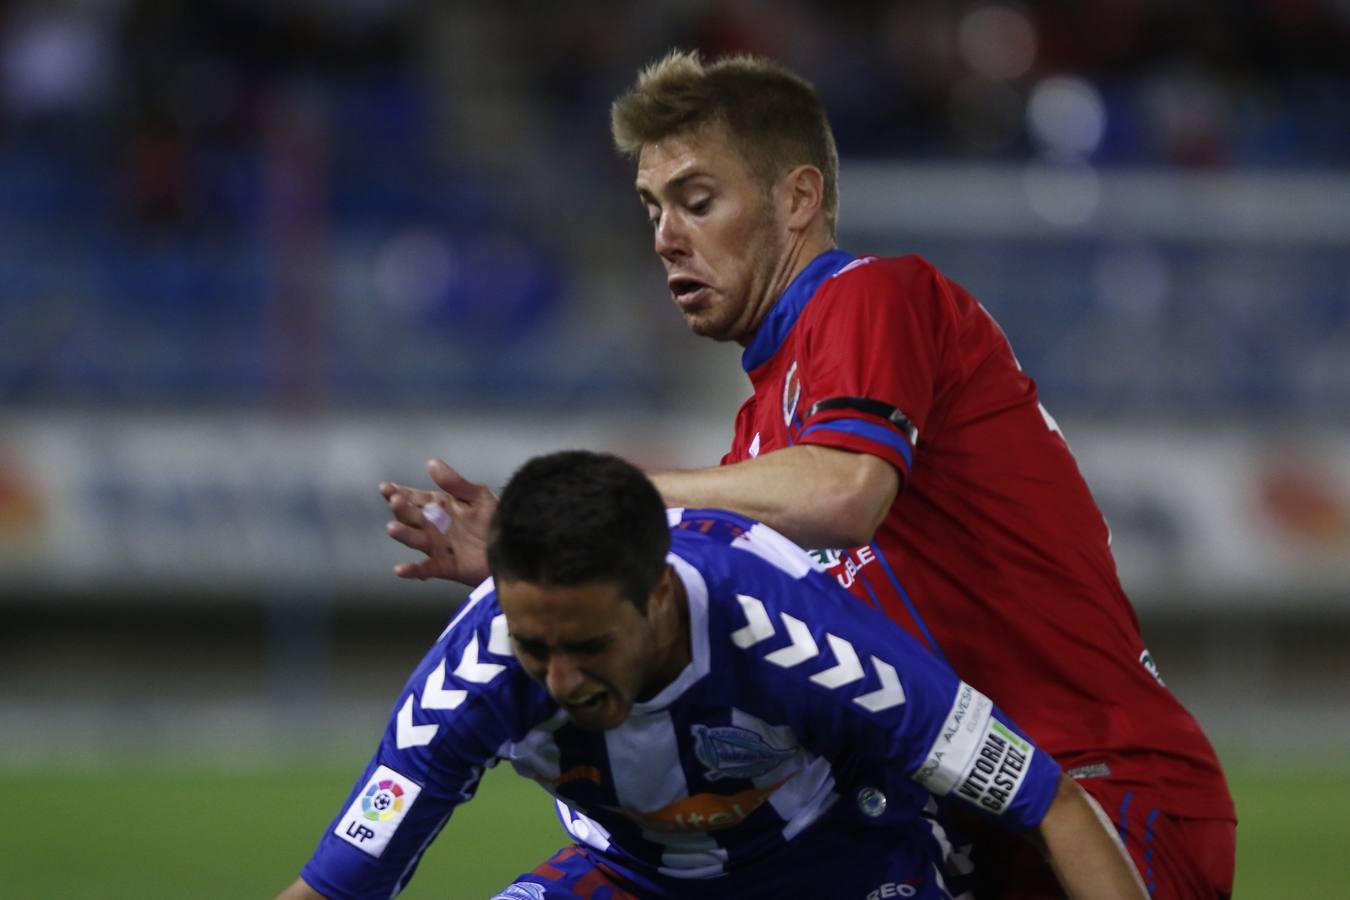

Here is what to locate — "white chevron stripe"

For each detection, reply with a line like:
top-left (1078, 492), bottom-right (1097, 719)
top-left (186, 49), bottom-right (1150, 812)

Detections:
top-left (396, 694), bottom-right (438, 748)
top-left (730, 594), bottom-right (774, 648)
top-left (488, 613), bottom-right (511, 656)
top-left (421, 659), bottom-right (467, 710)
top-left (854, 656), bottom-right (906, 712)
top-left (454, 634), bottom-right (507, 683)
top-left (809, 633), bottom-right (865, 688)
top-left (764, 612), bottom-right (820, 667)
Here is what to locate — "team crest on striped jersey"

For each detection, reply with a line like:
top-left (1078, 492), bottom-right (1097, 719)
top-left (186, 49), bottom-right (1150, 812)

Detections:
top-left (692, 724), bottom-right (796, 781)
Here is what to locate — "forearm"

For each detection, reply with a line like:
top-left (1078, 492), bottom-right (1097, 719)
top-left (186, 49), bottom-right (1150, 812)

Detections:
top-left (650, 445), bottom-right (898, 549)
top-left (1037, 776), bottom-right (1148, 899)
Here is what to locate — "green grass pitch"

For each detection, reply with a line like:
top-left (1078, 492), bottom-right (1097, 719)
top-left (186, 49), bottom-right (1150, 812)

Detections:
top-left (5, 763), bottom-right (1346, 897)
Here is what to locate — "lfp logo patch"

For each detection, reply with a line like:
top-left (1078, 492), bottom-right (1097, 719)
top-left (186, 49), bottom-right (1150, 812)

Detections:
top-left (336, 765), bottom-right (423, 858)
top-left (362, 778), bottom-right (406, 822)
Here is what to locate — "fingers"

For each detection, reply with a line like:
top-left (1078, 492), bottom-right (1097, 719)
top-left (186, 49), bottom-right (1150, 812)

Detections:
top-left (389, 492), bottom-right (458, 532)
top-left (380, 460), bottom-right (489, 585)
top-left (427, 458), bottom-right (490, 500)
top-left (394, 559), bottom-right (444, 580)
top-left (386, 519), bottom-right (431, 553)
top-left (380, 480), bottom-right (445, 508)
top-left (387, 493), bottom-right (423, 529)
top-left (421, 502), bottom-right (452, 534)
top-left (378, 480), bottom-right (421, 502)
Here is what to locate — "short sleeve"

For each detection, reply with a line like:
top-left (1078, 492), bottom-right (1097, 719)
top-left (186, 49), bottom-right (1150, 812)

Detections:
top-left (299, 585), bottom-right (538, 899)
top-left (793, 257), bottom-right (956, 478)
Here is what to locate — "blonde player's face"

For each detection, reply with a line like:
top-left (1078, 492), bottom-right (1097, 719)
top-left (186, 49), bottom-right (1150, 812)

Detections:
top-left (635, 126), bottom-right (788, 344)
top-left (497, 576), bottom-right (677, 731)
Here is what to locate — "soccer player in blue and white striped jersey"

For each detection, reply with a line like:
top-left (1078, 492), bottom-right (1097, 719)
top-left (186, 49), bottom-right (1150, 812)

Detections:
top-left (279, 452), bottom-right (1144, 900)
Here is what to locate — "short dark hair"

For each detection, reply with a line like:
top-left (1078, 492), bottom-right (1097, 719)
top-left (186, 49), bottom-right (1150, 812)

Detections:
top-left (487, 451), bottom-right (670, 611)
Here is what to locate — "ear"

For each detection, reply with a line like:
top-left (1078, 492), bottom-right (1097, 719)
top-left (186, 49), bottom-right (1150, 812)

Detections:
top-left (779, 164), bottom-right (825, 233)
top-left (647, 564), bottom-right (679, 618)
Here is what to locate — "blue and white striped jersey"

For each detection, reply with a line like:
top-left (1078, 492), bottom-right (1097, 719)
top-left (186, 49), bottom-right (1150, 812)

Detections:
top-left (300, 509), bottom-right (1061, 899)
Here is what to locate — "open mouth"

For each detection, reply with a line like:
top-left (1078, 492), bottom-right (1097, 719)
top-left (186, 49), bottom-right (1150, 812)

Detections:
top-left (668, 277), bottom-right (710, 306)
top-left (566, 692), bottom-right (607, 712)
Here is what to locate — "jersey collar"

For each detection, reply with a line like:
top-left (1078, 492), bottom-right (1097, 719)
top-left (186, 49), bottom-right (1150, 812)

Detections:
top-left (741, 248), bottom-right (854, 373)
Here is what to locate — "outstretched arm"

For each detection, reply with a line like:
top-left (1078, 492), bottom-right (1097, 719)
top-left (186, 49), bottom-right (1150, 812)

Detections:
top-left (382, 444), bottom-right (897, 584)
top-left (1036, 775), bottom-right (1148, 899)
top-left (380, 458), bottom-right (497, 585)
top-left (651, 444), bottom-right (898, 549)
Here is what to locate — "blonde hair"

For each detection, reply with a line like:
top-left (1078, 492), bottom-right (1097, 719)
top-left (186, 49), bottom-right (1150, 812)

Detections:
top-left (611, 49), bottom-right (839, 234)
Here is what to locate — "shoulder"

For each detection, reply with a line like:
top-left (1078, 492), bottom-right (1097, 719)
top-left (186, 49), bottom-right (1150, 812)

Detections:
top-left (821, 254), bottom-right (944, 294)
top-left (671, 511), bottom-right (824, 585)
top-left (435, 577), bottom-right (506, 645)
top-left (806, 254), bottom-right (953, 322)
top-left (431, 579), bottom-right (523, 689)
top-left (406, 579), bottom-right (535, 731)
top-left (669, 507), bottom-right (758, 542)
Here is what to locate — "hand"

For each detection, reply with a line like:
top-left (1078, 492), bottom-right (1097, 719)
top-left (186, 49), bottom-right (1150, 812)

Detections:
top-left (379, 458), bottom-right (497, 585)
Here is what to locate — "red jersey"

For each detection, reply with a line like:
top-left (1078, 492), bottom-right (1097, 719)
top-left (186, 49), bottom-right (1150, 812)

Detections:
top-left (725, 250), bottom-right (1232, 820)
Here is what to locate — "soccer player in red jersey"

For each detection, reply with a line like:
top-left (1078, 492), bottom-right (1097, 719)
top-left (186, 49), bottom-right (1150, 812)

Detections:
top-left (383, 51), bottom-right (1234, 898)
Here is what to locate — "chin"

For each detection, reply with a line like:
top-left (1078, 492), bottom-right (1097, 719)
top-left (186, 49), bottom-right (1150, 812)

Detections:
top-left (685, 315), bottom-right (740, 343)
top-left (570, 711), bottom-right (627, 732)
top-left (565, 698), bottom-right (631, 732)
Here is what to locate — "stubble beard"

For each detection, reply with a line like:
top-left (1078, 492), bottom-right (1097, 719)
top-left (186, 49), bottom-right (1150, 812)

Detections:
top-left (686, 209), bottom-right (788, 344)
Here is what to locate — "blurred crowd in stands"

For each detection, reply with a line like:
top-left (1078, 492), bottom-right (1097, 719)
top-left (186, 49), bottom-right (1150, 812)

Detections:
top-left (0, 0), bottom-right (1346, 414)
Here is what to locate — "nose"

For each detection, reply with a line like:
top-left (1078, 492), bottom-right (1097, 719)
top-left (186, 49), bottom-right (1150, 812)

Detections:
top-left (545, 655), bottom-right (585, 701)
top-left (653, 211), bottom-right (687, 261)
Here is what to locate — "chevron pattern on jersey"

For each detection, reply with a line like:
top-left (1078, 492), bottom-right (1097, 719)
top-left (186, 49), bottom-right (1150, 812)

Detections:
top-left (809, 633), bottom-right (864, 688)
top-left (730, 594), bottom-right (774, 647)
top-left (397, 613), bottom-right (512, 749)
top-left (763, 613), bottom-right (817, 667)
top-left (730, 596), bottom-right (906, 712)
top-left (396, 695), bottom-right (438, 749)
top-left (421, 659), bottom-right (466, 711)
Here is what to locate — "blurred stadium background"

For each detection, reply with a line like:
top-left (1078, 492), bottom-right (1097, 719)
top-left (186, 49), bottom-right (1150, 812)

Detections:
top-left (1, 1), bottom-right (1348, 896)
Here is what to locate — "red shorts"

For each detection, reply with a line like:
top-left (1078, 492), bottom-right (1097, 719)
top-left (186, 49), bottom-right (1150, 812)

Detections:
top-left (494, 845), bottom-right (639, 900)
top-left (969, 783), bottom-right (1235, 899)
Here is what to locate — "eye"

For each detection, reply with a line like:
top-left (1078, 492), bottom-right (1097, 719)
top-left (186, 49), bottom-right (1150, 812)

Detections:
top-left (569, 640), bottom-right (609, 656)
top-left (688, 197), bottom-right (711, 215)
top-left (513, 638), bottom-right (547, 660)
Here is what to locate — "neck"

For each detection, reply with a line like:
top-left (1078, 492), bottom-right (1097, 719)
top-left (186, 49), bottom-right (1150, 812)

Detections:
top-left (739, 228), bottom-right (836, 347)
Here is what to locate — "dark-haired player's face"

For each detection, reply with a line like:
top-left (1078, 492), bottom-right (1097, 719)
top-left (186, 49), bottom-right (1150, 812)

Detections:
top-left (498, 578), bottom-right (669, 731)
top-left (635, 125), bottom-right (788, 344)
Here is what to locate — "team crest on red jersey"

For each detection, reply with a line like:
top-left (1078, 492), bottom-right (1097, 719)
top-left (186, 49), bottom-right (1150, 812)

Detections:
top-left (782, 360), bottom-right (801, 425)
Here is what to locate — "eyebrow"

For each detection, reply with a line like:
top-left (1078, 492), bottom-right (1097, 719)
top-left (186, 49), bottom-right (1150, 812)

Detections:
top-left (511, 633), bottom-right (614, 653)
top-left (636, 170), bottom-right (712, 204)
